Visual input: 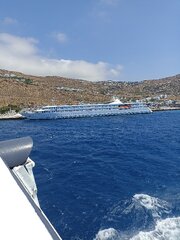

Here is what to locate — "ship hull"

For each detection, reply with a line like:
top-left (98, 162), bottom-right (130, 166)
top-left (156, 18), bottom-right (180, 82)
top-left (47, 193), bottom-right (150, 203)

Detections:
top-left (23, 105), bottom-right (152, 120)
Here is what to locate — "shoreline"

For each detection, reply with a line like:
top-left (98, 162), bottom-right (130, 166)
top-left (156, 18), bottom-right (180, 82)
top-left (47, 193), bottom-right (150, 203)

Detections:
top-left (0, 108), bottom-right (179, 120)
top-left (151, 107), bottom-right (180, 112)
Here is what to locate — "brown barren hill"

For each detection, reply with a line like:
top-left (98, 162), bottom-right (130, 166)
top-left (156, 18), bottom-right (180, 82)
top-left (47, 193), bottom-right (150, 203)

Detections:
top-left (0, 69), bottom-right (179, 107)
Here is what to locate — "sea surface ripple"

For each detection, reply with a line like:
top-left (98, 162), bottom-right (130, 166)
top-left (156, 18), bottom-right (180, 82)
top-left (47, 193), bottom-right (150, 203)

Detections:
top-left (0, 111), bottom-right (180, 240)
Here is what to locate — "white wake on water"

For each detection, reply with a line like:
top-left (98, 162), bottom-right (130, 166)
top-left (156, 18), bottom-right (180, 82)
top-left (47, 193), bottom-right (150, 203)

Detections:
top-left (94, 194), bottom-right (180, 240)
top-left (133, 194), bottom-right (171, 218)
top-left (95, 228), bottom-right (120, 240)
top-left (131, 217), bottom-right (180, 240)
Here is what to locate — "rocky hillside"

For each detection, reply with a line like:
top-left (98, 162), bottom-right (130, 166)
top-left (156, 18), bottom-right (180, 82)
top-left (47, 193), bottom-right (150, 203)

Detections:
top-left (0, 69), bottom-right (179, 107)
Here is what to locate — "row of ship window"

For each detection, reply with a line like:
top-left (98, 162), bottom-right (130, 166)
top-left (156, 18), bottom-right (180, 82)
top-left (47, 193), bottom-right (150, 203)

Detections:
top-left (42, 105), bottom-right (140, 111)
top-left (42, 109), bottom-right (117, 112)
top-left (44, 106), bottom-right (118, 110)
top-left (40, 108), bottom-right (139, 113)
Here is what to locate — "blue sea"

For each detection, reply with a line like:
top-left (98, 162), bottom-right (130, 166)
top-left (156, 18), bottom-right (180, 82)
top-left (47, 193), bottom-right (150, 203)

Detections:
top-left (0, 111), bottom-right (180, 240)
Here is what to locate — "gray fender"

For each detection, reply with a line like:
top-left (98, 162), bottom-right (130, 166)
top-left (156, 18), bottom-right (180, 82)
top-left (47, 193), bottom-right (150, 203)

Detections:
top-left (0, 137), bottom-right (33, 168)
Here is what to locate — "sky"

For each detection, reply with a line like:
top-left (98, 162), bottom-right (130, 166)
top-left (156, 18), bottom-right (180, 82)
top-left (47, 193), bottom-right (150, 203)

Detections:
top-left (0, 0), bottom-right (179, 81)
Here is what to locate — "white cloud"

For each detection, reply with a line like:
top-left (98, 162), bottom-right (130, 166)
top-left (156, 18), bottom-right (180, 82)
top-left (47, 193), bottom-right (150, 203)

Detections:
top-left (100, 0), bottom-right (119, 6)
top-left (0, 33), bottom-right (123, 81)
top-left (1, 17), bottom-right (18, 25)
top-left (54, 32), bottom-right (68, 43)
top-left (92, 0), bottom-right (120, 21)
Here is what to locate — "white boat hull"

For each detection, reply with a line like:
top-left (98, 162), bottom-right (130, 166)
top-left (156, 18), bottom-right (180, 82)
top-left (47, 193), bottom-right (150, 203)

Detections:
top-left (23, 105), bottom-right (152, 120)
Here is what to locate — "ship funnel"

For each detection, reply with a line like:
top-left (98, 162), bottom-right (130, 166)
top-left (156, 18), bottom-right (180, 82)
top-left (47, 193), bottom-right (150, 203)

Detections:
top-left (0, 137), bottom-right (33, 168)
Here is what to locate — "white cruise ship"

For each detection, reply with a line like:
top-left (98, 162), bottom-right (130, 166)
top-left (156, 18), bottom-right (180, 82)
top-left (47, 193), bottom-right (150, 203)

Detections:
top-left (22, 99), bottom-right (152, 120)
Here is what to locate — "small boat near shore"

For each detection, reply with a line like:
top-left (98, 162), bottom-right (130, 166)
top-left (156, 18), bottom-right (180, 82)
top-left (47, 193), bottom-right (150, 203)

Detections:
top-left (22, 99), bottom-right (152, 120)
top-left (0, 110), bottom-right (24, 120)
